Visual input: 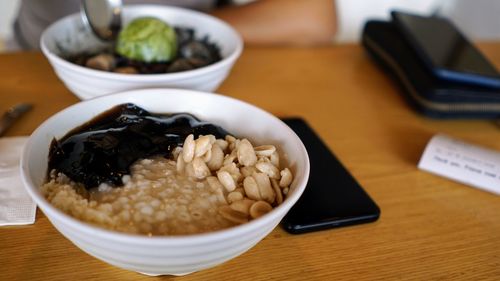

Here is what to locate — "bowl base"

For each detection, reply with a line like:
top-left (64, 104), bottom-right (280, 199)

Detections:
top-left (138, 271), bottom-right (194, 276)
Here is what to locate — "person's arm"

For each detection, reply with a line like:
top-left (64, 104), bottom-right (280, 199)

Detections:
top-left (212, 0), bottom-right (337, 46)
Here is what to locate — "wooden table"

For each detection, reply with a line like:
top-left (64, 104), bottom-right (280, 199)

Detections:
top-left (1, 44), bottom-right (499, 280)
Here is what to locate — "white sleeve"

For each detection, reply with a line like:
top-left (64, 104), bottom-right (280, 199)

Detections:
top-left (437, 0), bottom-right (500, 40)
top-left (335, 0), bottom-right (441, 43)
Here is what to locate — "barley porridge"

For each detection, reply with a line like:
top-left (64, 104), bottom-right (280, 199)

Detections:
top-left (42, 104), bottom-right (293, 236)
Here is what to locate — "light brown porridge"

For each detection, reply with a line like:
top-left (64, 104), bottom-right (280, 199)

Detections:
top-left (42, 134), bottom-right (293, 236)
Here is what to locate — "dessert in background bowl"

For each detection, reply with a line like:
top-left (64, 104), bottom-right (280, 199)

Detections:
top-left (40, 5), bottom-right (243, 100)
top-left (20, 88), bottom-right (310, 276)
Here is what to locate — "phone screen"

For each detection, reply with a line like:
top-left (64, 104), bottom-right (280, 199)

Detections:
top-left (281, 118), bottom-right (380, 234)
top-left (391, 11), bottom-right (500, 80)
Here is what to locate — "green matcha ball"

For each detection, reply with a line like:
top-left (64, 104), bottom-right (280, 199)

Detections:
top-left (116, 17), bottom-right (177, 63)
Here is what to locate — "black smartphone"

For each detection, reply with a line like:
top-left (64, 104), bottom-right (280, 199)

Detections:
top-left (391, 10), bottom-right (500, 89)
top-left (281, 118), bottom-right (380, 234)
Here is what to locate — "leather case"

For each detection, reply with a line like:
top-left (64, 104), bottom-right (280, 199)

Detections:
top-left (361, 20), bottom-right (500, 119)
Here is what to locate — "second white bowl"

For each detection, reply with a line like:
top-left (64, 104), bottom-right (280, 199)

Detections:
top-left (40, 5), bottom-right (243, 100)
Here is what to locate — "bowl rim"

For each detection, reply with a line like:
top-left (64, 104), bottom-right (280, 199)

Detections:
top-left (40, 4), bottom-right (244, 82)
top-left (21, 88), bottom-right (310, 245)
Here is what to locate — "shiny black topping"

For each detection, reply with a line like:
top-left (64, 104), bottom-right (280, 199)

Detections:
top-left (48, 103), bottom-right (228, 189)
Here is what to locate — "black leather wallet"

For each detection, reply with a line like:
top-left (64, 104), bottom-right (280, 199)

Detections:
top-left (361, 20), bottom-right (500, 119)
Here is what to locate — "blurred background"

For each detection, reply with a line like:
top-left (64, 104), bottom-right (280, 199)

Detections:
top-left (0, 1), bottom-right (20, 52)
top-left (0, 0), bottom-right (498, 53)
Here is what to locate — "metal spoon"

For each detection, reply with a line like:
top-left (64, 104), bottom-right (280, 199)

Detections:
top-left (0, 103), bottom-right (33, 137)
top-left (81, 0), bottom-right (123, 41)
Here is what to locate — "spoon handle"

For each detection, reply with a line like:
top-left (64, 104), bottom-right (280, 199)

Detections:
top-left (0, 103), bottom-right (33, 137)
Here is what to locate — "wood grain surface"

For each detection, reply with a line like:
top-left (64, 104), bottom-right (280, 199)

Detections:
top-left (1, 44), bottom-right (499, 280)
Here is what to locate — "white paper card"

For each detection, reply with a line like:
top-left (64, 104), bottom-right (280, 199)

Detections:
top-left (418, 134), bottom-right (500, 195)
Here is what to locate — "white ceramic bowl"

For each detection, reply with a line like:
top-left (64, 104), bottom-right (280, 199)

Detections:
top-left (40, 5), bottom-right (243, 100)
top-left (20, 89), bottom-right (309, 276)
